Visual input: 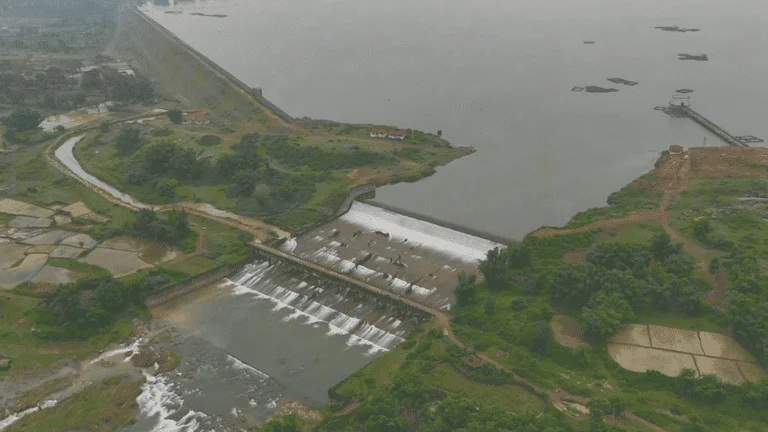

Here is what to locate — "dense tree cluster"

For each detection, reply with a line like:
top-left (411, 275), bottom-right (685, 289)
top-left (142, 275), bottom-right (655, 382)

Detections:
top-left (0, 67), bottom-right (86, 109)
top-left (2, 108), bottom-right (42, 132)
top-left (131, 209), bottom-right (191, 245)
top-left (33, 273), bottom-right (168, 339)
top-left (722, 246), bottom-right (768, 363)
top-left (472, 233), bottom-right (709, 344)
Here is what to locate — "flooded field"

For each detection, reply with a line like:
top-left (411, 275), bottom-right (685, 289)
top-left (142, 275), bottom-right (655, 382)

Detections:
top-left (290, 202), bottom-right (504, 310)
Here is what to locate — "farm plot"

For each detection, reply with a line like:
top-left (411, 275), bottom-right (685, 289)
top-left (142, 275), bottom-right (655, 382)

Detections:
top-left (608, 324), bottom-right (766, 383)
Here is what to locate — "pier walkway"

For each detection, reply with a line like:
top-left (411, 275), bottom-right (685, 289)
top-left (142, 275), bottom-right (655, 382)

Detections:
top-left (680, 106), bottom-right (747, 147)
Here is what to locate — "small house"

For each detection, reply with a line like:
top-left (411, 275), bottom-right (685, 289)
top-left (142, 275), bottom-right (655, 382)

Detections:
top-left (369, 128), bottom-right (388, 138)
top-left (388, 130), bottom-right (407, 140)
top-left (669, 145), bottom-right (685, 155)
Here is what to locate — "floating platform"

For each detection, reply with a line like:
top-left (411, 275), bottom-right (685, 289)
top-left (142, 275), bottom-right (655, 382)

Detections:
top-left (678, 53), bottom-right (708, 61)
top-left (608, 78), bottom-right (639, 86)
top-left (585, 86), bottom-right (618, 93)
top-left (583, 41), bottom-right (595, 44)
top-left (736, 135), bottom-right (765, 144)
top-left (654, 106), bottom-right (687, 118)
top-left (655, 26), bottom-right (701, 33)
top-left (190, 12), bottom-right (228, 17)
top-left (676, 89), bottom-right (694, 94)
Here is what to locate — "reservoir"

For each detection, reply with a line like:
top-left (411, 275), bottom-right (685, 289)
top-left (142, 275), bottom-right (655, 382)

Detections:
top-left (141, 0), bottom-right (768, 239)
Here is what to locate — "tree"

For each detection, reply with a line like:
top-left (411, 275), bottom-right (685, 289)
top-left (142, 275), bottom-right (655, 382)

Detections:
top-left (4, 108), bottom-right (42, 131)
top-left (479, 247), bottom-right (508, 290)
top-left (156, 177), bottom-right (178, 200)
top-left (116, 128), bottom-right (142, 155)
top-left (166, 109), bottom-right (183, 124)
top-left (693, 218), bottom-right (711, 241)
top-left (580, 291), bottom-right (634, 342)
top-left (532, 320), bottom-right (551, 355)
top-left (651, 232), bottom-right (678, 261)
top-left (229, 170), bottom-right (258, 198)
top-left (455, 272), bottom-right (478, 307)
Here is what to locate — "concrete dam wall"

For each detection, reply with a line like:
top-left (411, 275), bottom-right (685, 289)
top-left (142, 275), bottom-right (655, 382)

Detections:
top-left (115, 7), bottom-right (294, 125)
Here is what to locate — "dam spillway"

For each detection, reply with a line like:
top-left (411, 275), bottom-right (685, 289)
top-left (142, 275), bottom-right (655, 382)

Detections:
top-left (287, 201), bottom-right (506, 311)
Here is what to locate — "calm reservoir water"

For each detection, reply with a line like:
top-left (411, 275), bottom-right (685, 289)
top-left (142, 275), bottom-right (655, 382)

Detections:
top-left (141, 0), bottom-right (768, 239)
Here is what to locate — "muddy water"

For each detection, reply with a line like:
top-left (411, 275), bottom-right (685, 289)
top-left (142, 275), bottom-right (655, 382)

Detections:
top-left (137, 261), bottom-right (425, 430)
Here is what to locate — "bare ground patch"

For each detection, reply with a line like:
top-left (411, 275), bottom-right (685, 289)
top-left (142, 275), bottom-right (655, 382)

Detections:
top-left (562, 249), bottom-right (587, 264)
top-left (738, 362), bottom-right (767, 383)
top-left (0, 254), bottom-right (48, 289)
top-left (50, 245), bottom-right (86, 259)
top-left (81, 248), bottom-right (152, 277)
top-left (0, 244), bottom-right (29, 270)
top-left (699, 331), bottom-right (755, 361)
top-left (61, 201), bottom-right (93, 218)
top-left (648, 325), bottom-right (703, 354)
top-left (694, 356), bottom-right (744, 385)
top-left (551, 315), bottom-right (587, 348)
top-left (0, 199), bottom-right (55, 218)
top-left (32, 265), bottom-right (77, 286)
top-left (608, 344), bottom-right (697, 377)
top-left (611, 324), bottom-right (651, 347)
top-left (60, 234), bottom-right (97, 249)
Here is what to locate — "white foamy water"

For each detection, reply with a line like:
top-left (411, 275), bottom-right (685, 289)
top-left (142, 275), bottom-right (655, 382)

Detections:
top-left (340, 202), bottom-right (503, 262)
top-left (137, 372), bottom-right (207, 432)
top-left (226, 263), bottom-right (405, 352)
top-left (226, 355), bottom-right (270, 379)
top-left (0, 400), bottom-right (58, 431)
top-left (280, 238), bottom-right (298, 252)
top-left (88, 338), bottom-right (145, 365)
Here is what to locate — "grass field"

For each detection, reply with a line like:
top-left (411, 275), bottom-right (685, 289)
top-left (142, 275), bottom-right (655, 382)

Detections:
top-left (425, 364), bottom-right (544, 414)
top-left (5, 375), bottom-right (143, 432)
top-left (597, 222), bottom-right (666, 244)
top-left (0, 293), bottom-right (93, 378)
top-left (46, 258), bottom-right (112, 280)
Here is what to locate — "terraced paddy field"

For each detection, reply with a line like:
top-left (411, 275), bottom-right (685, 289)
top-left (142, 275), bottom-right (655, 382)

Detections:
top-left (608, 324), bottom-right (766, 385)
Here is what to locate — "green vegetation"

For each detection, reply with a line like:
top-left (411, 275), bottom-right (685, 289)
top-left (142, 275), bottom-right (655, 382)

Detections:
top-left (564, 182), bottom-right (662, 229)
top-left (130, 209), bottom-right (192, 246)
top-left (31, 265), bottom-right (187, 340)
top-left (2, 108), bottom-right (43, 132)
top-left (310, 162), bottom-right (768, 431)
top-left (0, 293), bottom-right (96, 377)
top-left (46, 258), bottom-right (112, 280)
top-left (426, 364), bottom-right (543, 413)
top-left (6, 376), bottom-right (143, 432)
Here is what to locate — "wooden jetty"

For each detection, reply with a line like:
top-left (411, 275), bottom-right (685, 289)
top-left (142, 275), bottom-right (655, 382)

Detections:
top-left (679, 105), bottom-right (746, 147)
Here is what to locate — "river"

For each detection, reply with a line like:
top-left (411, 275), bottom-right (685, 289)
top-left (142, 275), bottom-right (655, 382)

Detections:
top-left (140, 0), bottom-right (768, 239)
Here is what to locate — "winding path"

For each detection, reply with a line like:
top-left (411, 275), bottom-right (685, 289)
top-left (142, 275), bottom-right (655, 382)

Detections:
top-left (47, 134), bottom-right (290, 242)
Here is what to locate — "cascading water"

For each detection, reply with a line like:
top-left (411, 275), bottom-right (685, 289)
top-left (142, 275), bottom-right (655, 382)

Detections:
top-left (226, 262), bottom-right (413, 353)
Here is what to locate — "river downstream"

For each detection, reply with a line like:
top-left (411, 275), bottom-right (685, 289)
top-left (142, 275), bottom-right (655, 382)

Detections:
top-left (141, 0), bottom-right (768, 239)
